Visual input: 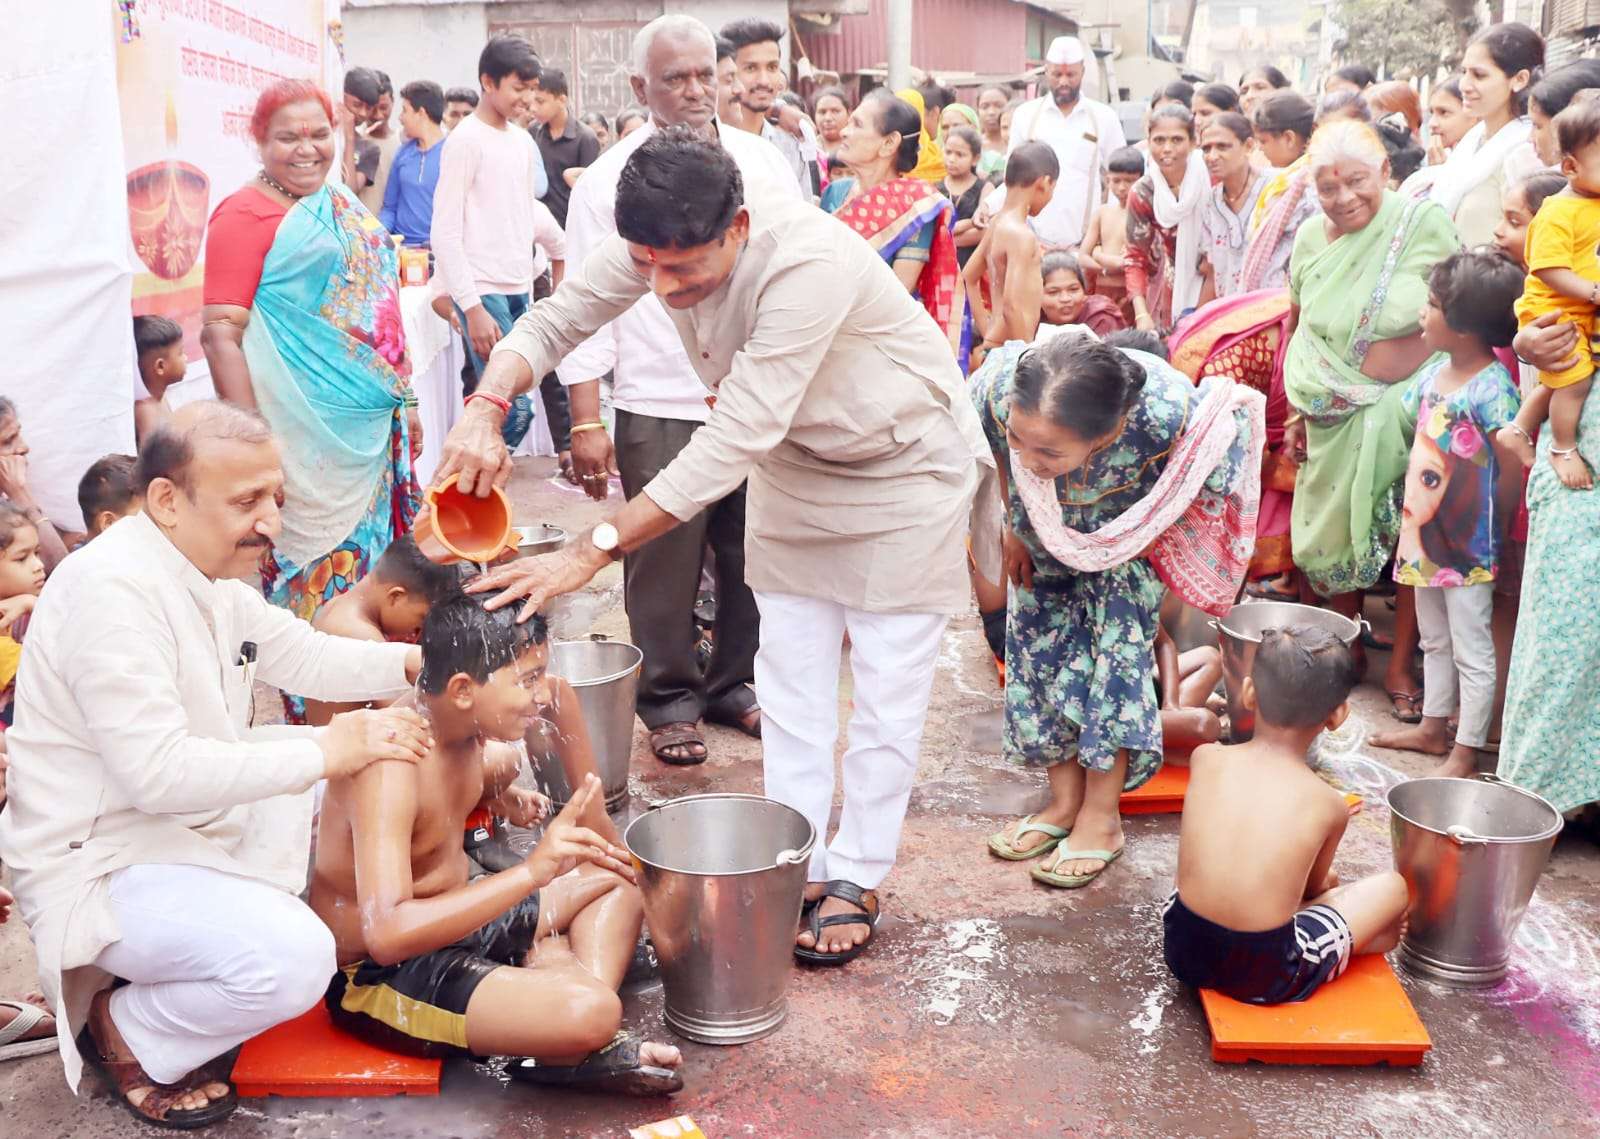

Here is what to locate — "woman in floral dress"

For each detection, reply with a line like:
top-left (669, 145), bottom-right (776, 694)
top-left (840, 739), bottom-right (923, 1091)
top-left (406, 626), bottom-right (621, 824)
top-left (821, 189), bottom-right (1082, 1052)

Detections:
top-left (201, 79), bottom-right (420, 633)
top-left (975, 335), bottom-right (1261, 889)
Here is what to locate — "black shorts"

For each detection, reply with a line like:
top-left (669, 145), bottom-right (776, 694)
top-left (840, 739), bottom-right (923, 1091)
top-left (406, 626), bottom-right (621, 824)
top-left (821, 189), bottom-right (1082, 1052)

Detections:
top-left (1162, 891), bottom-right (1352, 1005)
top-left (325, 893), bottom-right (540, 1057)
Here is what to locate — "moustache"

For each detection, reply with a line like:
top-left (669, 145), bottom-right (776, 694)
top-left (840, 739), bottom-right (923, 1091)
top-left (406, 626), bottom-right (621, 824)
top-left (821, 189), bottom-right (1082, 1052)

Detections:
top-left (237, 536), bottom-right (272, 550)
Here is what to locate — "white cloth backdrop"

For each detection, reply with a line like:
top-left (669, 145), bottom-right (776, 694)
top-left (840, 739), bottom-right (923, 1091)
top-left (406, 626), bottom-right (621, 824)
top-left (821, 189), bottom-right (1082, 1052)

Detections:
top-left (0, 4), bottom-right (138, 530)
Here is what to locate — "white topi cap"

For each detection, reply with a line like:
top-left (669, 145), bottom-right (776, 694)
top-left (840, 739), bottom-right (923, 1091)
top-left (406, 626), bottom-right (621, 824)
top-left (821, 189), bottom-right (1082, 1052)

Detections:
top-left (1045, 35), bottom-right (1086, 65)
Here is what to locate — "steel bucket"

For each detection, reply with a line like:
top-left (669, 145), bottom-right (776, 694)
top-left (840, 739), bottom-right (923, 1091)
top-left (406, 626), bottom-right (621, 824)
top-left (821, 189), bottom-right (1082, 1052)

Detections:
top-left (625, 794), bottom-right (815, 1045)
top-left (534, 636), bottom-right (641, 813)
top-left (1211, 601), bottom-right (1362, 742)
top-left (515, 524), bottom-right (567, 557)
top-left (1388, 774), bottom-right (1562, 986)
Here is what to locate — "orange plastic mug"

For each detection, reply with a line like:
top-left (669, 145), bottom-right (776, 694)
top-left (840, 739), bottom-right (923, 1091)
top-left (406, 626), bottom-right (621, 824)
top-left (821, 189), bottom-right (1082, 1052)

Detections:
top-left (413, 475), bottom-right (517, 565)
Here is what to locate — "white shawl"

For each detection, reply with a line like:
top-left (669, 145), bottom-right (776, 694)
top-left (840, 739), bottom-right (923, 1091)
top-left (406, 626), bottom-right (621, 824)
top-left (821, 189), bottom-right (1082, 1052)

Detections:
top-left (1430, 118), bottom-right (1533, 219)
top-left (1152, 150), bottom-right (1211, 317)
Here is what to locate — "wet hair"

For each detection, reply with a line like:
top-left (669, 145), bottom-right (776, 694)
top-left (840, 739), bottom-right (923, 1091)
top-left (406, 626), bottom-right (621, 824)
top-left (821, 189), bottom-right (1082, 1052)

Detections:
top-left (416, 595), bottom-right (548, 695)
top-left (1365, 80), bottom-right (1422, 135)
top-left (0, 503), bottom-right (33, 554)
top-left (1194, 83), bottom-right (1241, 113)
top-left (581, 110), bottom-right (609, 133)
top-left (616, 126), bottom-right (744, 248)
top-left (77, 454), bottom-right (138, 527)
top-left (251, 79), bottom-right (333, 144)
top-left (1011, 336), bottom-right (1148, 441)
top-left (134, 400), bottom-right (273, 496)
top-left (1469, 21), bottom-right (1545, 115)
top-left (478, 34), bottom-right (541, 87)
top-left (133, 314), bottom-right (182, 358)
top-left (1041, 250), bottom-right (1086, 288)
top-left (400, 80), bottom-right (445, 125)
top-left (614, 107), bottom-right (648, 134)
top-left (1101, 328), bottom-right (1170, 360)
top-left (372, 534), bottom-right (466, 605)
top-left (719, 17), bottom-right (784, 53)
top-left (1376, 120), bottom-right (1426, 184)
top-left (537, 67), bottom-right (570, 99)
top-left (811, 85), bottom-right (849, 115)
top-left (1555, 96), bottom-right (1600, 158)
top-left (1202, 111), bottom-right (1254, 144)
top-left (343, 67), bottom-right (381, 106)
top-left (1317, 90), bottom-right (1372, 125)
top-left (1107, 145), bottom-right (1146, 176)
top-left (1516, 170), bottom-right (1569, 216)
top-left (1251, 625), bottom-right (1358, 730)
top-left (943, 126), bottom-right (982, 163)
top-left (1005, 140), bottom-right (1060, 187)
top-left (861, 89), bottom-right (924, 174)
top-left (1333, 65), bottom-right (1376, 91)
top-left (1154, 79), bottom-right (1195, 108)
top-left (1253, 91), bottom-right (1315, 142)
top-left (1428, 249), bottom-right (1521, 348)
top-left (714, 34), bottom-right (737, 64)
top-left (445, 86), bottom-right (478, 108)
top-left (1242, 65), bottom-right (1291, 91)
top-left (1147, 103), bottom-right (1195, 136)
top-left (1530, 59), bottom-right (1600, 119)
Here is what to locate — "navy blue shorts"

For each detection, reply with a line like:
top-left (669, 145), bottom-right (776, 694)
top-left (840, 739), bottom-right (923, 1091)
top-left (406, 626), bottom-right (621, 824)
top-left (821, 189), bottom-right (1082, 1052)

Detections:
top-left (1162, 891), bottom-right (1353, 1004)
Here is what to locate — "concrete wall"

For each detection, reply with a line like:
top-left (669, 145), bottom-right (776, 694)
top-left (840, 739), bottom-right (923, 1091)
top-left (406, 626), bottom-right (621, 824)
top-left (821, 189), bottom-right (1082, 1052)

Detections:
top-left (341, 0), bottom-right (789, 96)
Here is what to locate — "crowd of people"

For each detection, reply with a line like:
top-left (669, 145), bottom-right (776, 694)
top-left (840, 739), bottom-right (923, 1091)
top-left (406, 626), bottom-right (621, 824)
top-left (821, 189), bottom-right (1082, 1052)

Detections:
top-left (0, 9), bottom-right (1597, 1131)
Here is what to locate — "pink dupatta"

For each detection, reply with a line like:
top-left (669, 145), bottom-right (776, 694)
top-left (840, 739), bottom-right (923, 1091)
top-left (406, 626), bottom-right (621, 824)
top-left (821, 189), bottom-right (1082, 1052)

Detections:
top-left (1010, 379), bottom-right (1265, 616)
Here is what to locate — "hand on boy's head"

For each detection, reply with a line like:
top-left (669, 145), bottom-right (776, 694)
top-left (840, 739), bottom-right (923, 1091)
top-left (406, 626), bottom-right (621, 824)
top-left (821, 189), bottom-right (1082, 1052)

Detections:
top-left (319, 706), bottom-right (434, 779)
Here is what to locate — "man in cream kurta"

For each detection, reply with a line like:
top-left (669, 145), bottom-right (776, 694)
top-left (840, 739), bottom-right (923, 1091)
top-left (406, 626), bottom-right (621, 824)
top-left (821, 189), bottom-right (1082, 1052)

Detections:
top-left (0, 403), bottom-right (427, 1116)
top-left (435, 129), bottom-right (993, 963)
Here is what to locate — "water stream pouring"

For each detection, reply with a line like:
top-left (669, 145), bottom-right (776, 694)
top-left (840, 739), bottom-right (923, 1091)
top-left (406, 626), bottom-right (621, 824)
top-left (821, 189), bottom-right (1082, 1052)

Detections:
top-left (625, 794), bottom-right (816, 1045)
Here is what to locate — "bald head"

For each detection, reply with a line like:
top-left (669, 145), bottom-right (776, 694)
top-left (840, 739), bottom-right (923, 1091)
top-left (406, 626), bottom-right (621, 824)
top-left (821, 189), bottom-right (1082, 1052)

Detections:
top-left (629, 15), bottom-right (718, 132)
top-left (137, 400), bottom-right (274, 495)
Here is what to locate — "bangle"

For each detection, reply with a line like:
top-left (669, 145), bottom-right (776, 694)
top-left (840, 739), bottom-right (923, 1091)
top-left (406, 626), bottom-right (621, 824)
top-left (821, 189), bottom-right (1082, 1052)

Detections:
top-left (465, 391), bottom-right (510, 416)
top-left (400, 389), bottom-right (419, 410)
top-left (569, 421), bottom-right (606, 435)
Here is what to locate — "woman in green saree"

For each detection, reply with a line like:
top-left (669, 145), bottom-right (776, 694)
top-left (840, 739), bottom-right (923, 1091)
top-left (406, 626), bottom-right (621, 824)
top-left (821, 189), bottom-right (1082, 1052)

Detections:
top-left (1282, 121), bottom-right (1460, 710)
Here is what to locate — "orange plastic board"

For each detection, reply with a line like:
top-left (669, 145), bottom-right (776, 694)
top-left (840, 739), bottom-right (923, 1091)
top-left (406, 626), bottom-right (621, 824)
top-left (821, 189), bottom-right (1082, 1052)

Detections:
top-left (231, 1005), bottom-right (442, 1097)
top-left (1200, 954), bottom-right (1431, 1067)
top-left (1119, 762), bottom-right (1190, 815)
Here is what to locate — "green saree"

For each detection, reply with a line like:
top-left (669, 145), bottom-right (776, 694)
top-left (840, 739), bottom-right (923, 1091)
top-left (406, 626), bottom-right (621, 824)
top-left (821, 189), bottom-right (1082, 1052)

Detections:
top-left (1283, 192), bottom-right (1459, 596)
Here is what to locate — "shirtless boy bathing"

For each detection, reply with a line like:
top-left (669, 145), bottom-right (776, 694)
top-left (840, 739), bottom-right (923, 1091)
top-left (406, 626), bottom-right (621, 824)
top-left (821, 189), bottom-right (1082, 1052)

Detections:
top-left (965, 141), bottom-right (1059, 370)
top-left (1165, 625), bottom-right (1408, 1004)
top-left (309, 596), bottom-right (682, 1094)
top-left (1079, 146), bottom-right (1145, 309)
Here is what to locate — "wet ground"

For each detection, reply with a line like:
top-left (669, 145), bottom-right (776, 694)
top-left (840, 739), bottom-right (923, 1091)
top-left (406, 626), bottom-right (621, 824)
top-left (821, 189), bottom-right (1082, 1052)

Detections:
top-left (4, 456), bottom-right (1600, 1138)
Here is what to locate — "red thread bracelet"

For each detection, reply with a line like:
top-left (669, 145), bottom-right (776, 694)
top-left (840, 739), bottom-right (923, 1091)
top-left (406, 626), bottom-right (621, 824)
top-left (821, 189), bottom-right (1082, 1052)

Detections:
top-left (465, 391), bottom-right (511, 415)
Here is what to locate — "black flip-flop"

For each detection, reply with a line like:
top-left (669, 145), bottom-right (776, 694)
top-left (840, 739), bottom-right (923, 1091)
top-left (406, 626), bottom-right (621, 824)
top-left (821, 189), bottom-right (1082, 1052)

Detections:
top-left (79, 1028), bottom-right (237, 1131)
top-left (794, 880), bottom-right (880, 967)
top-left (508, 1032), bottom-right (682, 1096)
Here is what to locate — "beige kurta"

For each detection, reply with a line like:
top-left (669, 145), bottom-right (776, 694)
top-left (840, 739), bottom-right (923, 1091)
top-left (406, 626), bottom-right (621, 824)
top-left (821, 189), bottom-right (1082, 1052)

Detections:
top-left (0, 513), bottom-right (413, 1088)
top-left (493, 197), bottom-right (992, 614)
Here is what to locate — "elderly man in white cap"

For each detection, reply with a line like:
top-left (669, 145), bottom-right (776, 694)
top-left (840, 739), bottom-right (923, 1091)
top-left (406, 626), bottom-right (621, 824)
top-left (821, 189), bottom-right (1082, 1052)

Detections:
top-left (985, 36), bottom-right (1126, 252)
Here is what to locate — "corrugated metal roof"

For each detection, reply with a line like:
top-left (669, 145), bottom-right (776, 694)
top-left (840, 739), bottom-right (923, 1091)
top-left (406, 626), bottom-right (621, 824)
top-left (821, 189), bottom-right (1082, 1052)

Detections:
top-left (801, 0), bottom-right (1063, 76)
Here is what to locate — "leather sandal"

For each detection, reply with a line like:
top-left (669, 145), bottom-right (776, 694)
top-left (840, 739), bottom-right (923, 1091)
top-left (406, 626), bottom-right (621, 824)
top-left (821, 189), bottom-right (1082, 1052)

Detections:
top-left (79, 1028), bottom-right (237, 1131)
top-left (794, 880), bottom-right (880, 966)
top-left (649, 722), bottom-right (707, 766)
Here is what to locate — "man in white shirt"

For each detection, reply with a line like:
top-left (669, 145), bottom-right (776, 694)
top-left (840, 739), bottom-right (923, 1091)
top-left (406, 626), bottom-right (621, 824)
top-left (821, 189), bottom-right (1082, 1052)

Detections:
top-left (993, 36), bottom-right (1127, 251)
top-left (0, 402), bottom-right (432, 1128)
top-left (720, 17), bottom-right (810, 197)
top-left (560, 15), bottom-right (797, 765)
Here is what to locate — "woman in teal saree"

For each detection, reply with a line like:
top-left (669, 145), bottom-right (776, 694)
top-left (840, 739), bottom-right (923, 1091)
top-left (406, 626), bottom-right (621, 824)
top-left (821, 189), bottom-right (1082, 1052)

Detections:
top-left (202, 80), bottom-right (420, 637)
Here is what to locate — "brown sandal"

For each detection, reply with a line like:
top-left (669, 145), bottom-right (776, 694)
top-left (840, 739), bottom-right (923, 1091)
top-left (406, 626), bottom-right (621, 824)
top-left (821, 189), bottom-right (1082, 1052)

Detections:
top-left (79, 1028), bottom-right (237, 1130)
top-left (649, 722), bottom-right (707, 766)
top-left (706, 701), bottom-right (761, 740)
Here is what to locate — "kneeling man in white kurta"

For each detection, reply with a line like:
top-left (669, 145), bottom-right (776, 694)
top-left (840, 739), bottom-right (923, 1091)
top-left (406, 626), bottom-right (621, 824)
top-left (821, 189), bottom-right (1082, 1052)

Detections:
top-left (0, 402), bottom-right (434, 1129)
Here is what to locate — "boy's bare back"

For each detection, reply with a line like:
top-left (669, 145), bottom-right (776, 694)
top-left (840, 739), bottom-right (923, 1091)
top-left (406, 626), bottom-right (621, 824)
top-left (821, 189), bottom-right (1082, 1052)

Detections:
top-left (310, 740), bottom-right (487, 964)
top-left (987, 211), bottom-right (1043, 344)
top-left (1176, 739), bottom-right (1348, 932)
top-left (306, 593), bottom-right (386, 725)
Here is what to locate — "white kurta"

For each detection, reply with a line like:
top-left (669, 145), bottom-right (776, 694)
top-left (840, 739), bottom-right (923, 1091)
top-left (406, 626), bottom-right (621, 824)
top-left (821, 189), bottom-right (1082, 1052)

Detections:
top-left (0, 512), bottom-right (413, 1088)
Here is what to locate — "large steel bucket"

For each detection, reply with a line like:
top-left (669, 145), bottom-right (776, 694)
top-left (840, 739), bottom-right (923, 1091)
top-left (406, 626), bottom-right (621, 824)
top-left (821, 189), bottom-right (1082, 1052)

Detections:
top-left (1212, 601), bottom-right (1361, 742)
top-left (624, 794), bottom-right (815, 1045)
top-left (536, 637), bottom-right (641, 813)
top-left (1388, 775), bottom-right (1562, 986)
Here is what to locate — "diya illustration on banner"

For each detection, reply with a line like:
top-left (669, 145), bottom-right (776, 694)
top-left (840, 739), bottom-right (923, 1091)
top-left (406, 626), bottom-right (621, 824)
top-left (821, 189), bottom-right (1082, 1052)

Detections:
top-left (126, 97), bottom-right (210, 281)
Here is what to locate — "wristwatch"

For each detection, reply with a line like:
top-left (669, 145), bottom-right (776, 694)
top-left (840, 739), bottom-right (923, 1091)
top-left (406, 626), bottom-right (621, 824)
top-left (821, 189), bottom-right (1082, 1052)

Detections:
top-left (590, 522), bottom-right (623, 561)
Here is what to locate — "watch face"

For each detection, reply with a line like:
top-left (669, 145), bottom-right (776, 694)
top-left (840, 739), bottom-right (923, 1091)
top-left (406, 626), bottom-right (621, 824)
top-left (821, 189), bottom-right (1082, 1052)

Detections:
top-left (593, 523), bottom-right (620, 552)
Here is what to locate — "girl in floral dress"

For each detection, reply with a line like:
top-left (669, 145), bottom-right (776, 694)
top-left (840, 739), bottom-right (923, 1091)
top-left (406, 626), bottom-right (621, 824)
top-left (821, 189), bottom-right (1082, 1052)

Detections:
top-left (975, 335), bottom-right (1261, 888)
